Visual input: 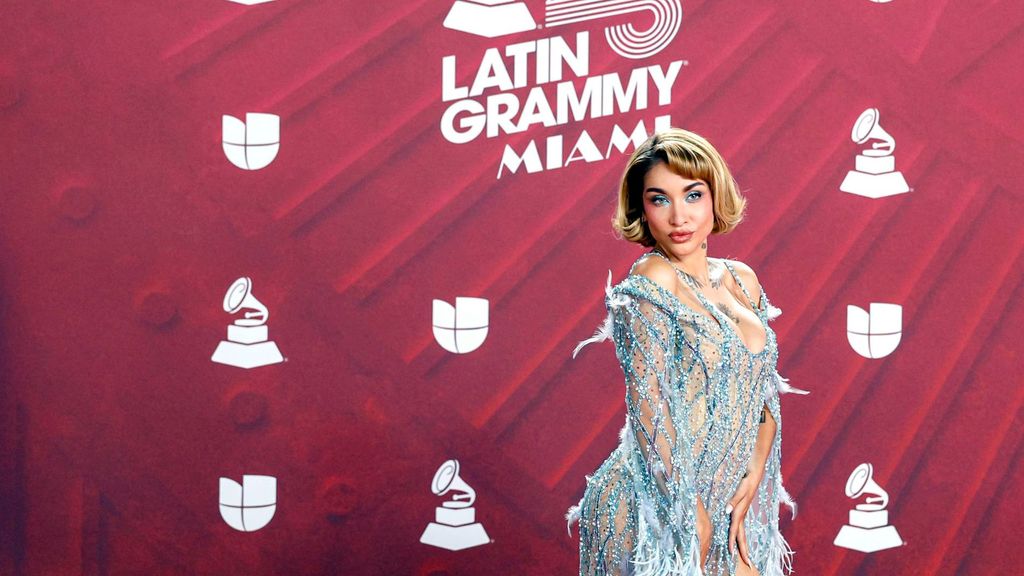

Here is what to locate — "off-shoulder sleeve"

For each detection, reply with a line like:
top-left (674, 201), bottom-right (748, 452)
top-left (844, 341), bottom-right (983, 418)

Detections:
top-left (612, 291), bottom-right (703, 575)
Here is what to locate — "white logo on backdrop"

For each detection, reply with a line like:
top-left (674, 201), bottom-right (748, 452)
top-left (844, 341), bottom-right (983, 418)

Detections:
top-left (439, 2), bottom-right (684, 177)
top-left (211, 277), bottom-right (285, 368)
top-left (834, 463), bottom-right (904, 553)
top-left (433, 297), bottom-right (489, 353)
top-left (420, 459), bottom-right (491, 550)
top-left (442, 0), bottom-right (682, 59)
top-left (847, 302), bottom-right (902, 359)
top-left (839, 108), bottom-right (910, 198)
top-left (219, 475), bottom-right (277, 532)
top-left (222, 113), bottom-right (280, 170)
top-left (443, 0), bottom-right (537, 38)
top-left (544, 0), bottom-right (683, 59)
top-left (226, 0), bottom-right (276, 6)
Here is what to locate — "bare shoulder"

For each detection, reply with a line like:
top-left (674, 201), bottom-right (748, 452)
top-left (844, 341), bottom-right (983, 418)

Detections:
top-left (720, 258), bottom-right (762, 307)
top-left (630, 254), bottom-right (680, 295)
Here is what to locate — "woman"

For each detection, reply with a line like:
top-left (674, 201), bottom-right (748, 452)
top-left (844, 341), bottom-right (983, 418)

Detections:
top-left (566, 128), bottom-right (806, 575)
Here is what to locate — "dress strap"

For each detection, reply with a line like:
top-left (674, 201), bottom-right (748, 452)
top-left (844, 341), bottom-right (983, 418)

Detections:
top-left (719, 259), bottom-right (760, 313)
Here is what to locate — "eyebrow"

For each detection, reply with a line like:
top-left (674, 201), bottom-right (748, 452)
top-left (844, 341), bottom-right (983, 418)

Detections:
top-left (644, 181), bottom-right (705, 194)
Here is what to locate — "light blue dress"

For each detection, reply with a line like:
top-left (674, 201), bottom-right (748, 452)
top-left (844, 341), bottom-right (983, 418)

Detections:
top-left (566, 251), bottom-right (805, 575)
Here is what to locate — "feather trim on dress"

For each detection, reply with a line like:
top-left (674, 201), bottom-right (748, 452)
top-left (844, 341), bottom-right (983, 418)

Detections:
top-left (763, 527), bottom-right (796, 576)
top-left (774, 371), bottom-right (810, 395)
top-left (632, 498), bottom-right (704, 575)
top-left (572, 270), bottom-right (631, 358)
top-left (565, 503), bottom-right (582, 537)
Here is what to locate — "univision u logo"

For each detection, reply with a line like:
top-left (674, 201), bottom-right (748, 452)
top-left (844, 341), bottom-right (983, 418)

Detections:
top-left (219, 475), bottom-right (277, 532)
top-left (433, 297), bottom-right (489, 354)
top-left (847, 303), bottom-right (902, 359)
top-left (222, 113), bottom-right (280, 170)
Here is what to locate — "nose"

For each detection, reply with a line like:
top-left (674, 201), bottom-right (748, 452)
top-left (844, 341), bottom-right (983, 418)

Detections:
top-left (669, 202), bottom-right (688, 226)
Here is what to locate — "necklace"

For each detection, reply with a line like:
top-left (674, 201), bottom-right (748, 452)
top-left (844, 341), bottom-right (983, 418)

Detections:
top-left (653, 248), bottom-right (724, 290)
top-left (654, 249), bottom-right (740, 326)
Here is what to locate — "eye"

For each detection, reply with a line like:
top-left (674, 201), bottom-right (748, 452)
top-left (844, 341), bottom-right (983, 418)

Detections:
top-left (650, 195), bottom-right (669, 206)
top-left (686, 190), bottom-right (703, 202)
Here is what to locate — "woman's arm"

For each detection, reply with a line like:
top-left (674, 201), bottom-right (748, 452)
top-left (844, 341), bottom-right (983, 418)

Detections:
top-left (621, 296), bottom-right (688, 520)
top-left (616, 292), bottom-right (703, 570)
top-left (726, 406), bottom-right (778, 569)
top-left (747, 405), bottom-right (778, 483)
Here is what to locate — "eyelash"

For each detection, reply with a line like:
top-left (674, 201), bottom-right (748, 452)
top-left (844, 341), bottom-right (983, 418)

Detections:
top-left (652, 191), bottom-right (702, 206)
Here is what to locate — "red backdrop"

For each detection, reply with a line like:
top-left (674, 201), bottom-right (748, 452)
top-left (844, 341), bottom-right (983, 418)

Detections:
top-left (1, 0), bottom-right (1022, 574)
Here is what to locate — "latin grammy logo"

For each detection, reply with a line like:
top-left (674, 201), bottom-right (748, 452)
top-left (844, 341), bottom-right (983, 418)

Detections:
top-left (211, 277), bottom-right (285, 369)
top-left (847, 302), bottom-right (902, 359)
top-left (442, 0), bottom-right (683, 60)
top-left (225, 0), bottom-right (276, 5)
top-left (443, 0), bottom-right (536, 38)
top-left (432, 297), bottom-right (489, 353)
top-left (544, 0), bottom-right (683, 60)
top-left (834, 463), bottom-right (904, 553)
top-left (839, 108), bottom-right (910, 198)
top-left (219, 475), bottom-right (277, 532)
top-left (420, 459), bottom-right (491, 551)
top-left (222, 113), bottom-right (280, 170)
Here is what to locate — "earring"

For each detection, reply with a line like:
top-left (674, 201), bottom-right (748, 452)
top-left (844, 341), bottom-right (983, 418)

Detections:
top-left (701, 241), bottom-right (707, 249)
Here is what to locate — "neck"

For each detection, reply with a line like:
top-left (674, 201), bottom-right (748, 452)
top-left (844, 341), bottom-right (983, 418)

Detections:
top-left (655, 244), bottom-right (711, 284)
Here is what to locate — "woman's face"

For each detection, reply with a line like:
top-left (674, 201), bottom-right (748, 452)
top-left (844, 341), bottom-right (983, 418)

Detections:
top-left (641, 161), bottom-right (714, 258)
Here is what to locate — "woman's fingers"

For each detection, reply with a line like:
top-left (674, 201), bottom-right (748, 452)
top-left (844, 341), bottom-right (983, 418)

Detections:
top-left (728, 514), bottom-right (737, 555)
top-left (738, 522), bottom-right (753, 568)
top-left (728, 478), bottom-right (756, 515)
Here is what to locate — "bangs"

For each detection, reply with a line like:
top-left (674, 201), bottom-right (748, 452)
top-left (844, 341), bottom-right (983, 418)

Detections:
top-left (660, 142), bottom-right (718, 189)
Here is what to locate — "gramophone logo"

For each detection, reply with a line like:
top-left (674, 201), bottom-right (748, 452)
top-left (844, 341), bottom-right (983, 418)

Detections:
top-left (420, 459), bottom-right (491, 550)
top-left (443, 0), bottom-right (682, 60)
top-left (443, 0), bottom-right (536, 37)
top-left (834, 463), bottom-right (904, 553)
top-left (222, 113), bottom-right (280, 170)
top-left (839, 108), bottom-right (910, 198)
top-left (211, 277), bottom-right (285, 369)
top-left (432, 297), bottom-right (488, 353)
top-left (219, 475), bottom-right (277, 532)
top-left (847, 302), bottom-right (902, 359)
top-left (225, 0), bottom-right (276, 5)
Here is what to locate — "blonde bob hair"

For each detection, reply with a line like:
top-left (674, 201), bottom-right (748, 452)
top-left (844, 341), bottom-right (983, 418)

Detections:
top-left (612, 128), bottom-right (747, 246)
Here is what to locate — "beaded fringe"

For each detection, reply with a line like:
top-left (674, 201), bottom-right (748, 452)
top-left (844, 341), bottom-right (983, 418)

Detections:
top-left (566, 268), bottom-right (800, 575)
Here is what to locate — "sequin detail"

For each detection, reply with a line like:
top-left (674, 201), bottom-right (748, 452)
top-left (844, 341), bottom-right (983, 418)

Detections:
top-left (566, 253), bottom-right (805, 575)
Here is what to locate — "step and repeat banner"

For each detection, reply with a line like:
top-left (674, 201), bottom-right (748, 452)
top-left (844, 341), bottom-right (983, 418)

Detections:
top-left (1, 0), bottom-right (1021, 574)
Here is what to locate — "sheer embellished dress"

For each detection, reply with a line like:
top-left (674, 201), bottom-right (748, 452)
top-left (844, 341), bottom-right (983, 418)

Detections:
top-left (566, 251), bottom-right (805, 576)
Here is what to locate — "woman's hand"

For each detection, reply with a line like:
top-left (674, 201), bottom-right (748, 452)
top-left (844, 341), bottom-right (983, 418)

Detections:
top-left (727, 472), bottom-right (762, 570)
